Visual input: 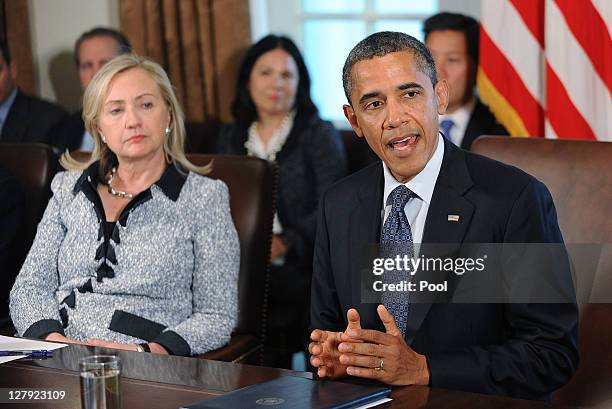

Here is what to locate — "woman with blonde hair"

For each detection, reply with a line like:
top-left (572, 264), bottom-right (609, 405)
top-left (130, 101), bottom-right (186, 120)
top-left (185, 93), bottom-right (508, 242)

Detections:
top-left (10, 54), bottom-right (239, 356)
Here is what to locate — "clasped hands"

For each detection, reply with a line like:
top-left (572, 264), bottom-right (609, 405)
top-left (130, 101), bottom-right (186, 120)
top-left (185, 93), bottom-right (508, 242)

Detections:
top-left (309, 305), bottom-right (429, 386)
top-left (45, 333), bottom-right (168, 354)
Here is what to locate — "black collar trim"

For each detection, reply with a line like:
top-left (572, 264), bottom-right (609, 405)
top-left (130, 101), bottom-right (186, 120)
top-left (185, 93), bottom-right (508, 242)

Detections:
top-left (156, 163), bottom-right (188, 201)
top-left (73, 161), bottom-right (187, 202)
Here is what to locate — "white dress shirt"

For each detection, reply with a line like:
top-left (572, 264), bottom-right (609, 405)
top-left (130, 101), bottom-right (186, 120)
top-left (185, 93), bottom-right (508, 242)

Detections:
top-left (381, 133), bottom-right (445, 248)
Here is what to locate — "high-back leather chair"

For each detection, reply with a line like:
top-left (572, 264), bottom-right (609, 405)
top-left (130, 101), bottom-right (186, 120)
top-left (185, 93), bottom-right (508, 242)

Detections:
top-left (188, 154), bottom-right (276, 363)
top-left (0, 143), bottom-right (58, 326)
top-left (472, 136), bottom-right (612, 408)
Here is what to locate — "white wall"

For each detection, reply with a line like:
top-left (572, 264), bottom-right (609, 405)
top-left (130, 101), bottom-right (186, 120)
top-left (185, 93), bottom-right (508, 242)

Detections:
top-left (28, 0), bottom-right (119, 111)
top-left (439, 0), bottom-right (480, 19)
top-left (249, 0), bottom-right (270, 43)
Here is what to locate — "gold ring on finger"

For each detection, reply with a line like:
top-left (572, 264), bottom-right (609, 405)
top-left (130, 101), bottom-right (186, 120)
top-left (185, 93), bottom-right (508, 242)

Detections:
top-left (374, 359), bottom-right (384, 371)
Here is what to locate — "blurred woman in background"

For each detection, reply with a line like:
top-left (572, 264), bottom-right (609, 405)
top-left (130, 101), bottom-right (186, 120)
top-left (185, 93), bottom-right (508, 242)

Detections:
top-left (217, 34), bottom-right (346, 368)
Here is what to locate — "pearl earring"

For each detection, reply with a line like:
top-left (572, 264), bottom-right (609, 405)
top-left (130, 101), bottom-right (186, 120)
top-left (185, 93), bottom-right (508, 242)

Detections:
top-left (165, 127), bottom-right (170, 136)
top-left (101, 134), bottom-right (107, 144)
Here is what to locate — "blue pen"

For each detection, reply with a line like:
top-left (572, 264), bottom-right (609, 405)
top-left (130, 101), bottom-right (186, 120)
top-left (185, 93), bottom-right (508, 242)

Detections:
top-left (0, 350), bottom-right (53, 357)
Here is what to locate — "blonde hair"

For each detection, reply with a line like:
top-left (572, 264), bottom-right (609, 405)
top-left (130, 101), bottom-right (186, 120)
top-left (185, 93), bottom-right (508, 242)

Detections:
top-left (60, 54), bottom-right (210, 176)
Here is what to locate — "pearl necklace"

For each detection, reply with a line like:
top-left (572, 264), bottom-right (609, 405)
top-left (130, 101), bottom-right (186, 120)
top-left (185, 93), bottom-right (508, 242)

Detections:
top-left (106, 167), bottom-right (134, 199)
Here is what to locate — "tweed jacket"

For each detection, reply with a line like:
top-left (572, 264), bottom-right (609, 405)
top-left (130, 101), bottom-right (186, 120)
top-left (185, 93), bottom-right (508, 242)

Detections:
top-left (10, 161), bottom-right (240, 356)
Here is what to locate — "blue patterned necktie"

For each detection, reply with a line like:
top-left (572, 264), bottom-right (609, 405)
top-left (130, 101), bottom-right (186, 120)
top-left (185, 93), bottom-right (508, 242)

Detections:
top-left (380, 185), bottom-right (414, 336)
top-left (440, 119), bottom-right (455, 142)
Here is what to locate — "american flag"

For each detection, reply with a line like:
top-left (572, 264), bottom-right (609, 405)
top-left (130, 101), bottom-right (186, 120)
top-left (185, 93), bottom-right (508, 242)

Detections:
top-left (478, 0), bottom-right (611, 141)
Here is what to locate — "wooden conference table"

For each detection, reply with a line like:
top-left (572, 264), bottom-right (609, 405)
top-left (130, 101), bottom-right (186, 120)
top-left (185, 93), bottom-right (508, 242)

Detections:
top-left (0, 344), bottom-right (575, 408)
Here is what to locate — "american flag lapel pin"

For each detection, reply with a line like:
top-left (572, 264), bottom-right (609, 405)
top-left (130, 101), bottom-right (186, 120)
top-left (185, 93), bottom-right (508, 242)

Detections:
top-left (447, 214), bottom-right (460, 222)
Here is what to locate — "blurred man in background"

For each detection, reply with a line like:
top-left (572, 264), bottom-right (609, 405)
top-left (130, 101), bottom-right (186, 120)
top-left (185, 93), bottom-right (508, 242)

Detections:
top-left (53, 27), bottom-right (131, 152)
top-left (424, 12), bottom-right (507, 150)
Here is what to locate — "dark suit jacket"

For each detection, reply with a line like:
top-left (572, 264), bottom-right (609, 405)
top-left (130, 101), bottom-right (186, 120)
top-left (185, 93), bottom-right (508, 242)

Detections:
top-left (217, 111), bottom-right (347, 270)
top-left (0, 90), bottom-right (67, 146)
top-left (311, 138), bottom-right (578, 399)
top-left (0, 166), bottom-right (24, 322)
top-left (50, 109), bottom-right (85, 153)
top-left (461, 98), bottom-right (508, 150)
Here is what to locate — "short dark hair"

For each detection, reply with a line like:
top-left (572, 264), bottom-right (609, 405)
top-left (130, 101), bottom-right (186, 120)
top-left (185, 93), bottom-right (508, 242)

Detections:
top-left (74, 27), bottom-right (132, 66)
top-left (0, 41), bottom-right (11, 65)
top-left (342, 31), bottom-right (437, 104)
top-left (423, 12), bottom-right (480, 66)
top-left (231, 34), bottom-right (318, 125)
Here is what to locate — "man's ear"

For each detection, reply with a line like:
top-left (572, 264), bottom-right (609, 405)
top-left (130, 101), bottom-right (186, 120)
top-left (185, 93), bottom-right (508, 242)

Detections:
top-left (435, 78), bottom-right (449, 115)
top-left (343, 104), bottom-right (364, 138)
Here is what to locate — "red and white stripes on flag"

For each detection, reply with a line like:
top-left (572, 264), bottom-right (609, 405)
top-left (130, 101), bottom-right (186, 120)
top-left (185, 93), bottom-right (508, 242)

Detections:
top-left (478, 0), bottom-right (611, 141)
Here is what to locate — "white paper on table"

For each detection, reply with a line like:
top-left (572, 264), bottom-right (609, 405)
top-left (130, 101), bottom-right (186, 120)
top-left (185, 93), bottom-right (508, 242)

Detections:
top-left (0, 335), bottom-right (67, 364)
top-left (354, 397), bottom-right (393, 408)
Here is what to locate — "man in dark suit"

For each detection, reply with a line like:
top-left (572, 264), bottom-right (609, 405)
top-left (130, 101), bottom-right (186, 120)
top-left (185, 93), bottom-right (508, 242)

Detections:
top-left (0, 43), bottom-right (66, 145)
top-left (309, 31), bottom-right (578, 399)
top-left (52, 27), bottom-right (131, 152)
top-left (424, 12), bottom-right (507, 149)
top-left (0, 165), bottom-right (24, 324)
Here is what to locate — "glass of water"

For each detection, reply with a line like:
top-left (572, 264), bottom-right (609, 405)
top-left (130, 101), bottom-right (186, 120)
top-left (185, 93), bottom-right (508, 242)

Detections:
top-left (80, 355), bottom-right (121, 409)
